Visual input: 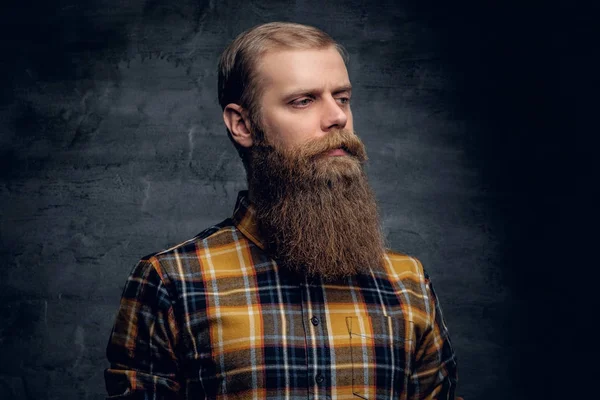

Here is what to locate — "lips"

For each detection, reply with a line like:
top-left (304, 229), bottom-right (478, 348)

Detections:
top-left (327, 148), bottom-right (348, 157)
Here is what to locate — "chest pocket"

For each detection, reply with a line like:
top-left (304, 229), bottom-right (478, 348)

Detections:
top-left (346, 315), bottom-right (414, 399)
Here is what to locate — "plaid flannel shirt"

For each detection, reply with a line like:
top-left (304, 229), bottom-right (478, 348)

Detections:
top-left (105, 191), bottom-right (458, 399)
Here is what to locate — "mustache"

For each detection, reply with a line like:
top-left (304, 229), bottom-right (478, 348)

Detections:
top-left (293, 128), bottom-right (368, 162)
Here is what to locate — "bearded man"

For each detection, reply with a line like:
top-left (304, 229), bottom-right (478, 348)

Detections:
top-left (105, 22), bottom-right (458, 399)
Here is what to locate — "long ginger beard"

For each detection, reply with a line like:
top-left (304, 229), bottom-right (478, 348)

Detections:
top-left (246, 127), bottom-right (386, 282)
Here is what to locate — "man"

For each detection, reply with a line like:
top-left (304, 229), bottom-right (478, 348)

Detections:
top-left (105, 22), bottom-right (458, 399)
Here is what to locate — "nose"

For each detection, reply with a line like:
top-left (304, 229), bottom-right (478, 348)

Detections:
top-left (321, 96), bottom-right (348, 132)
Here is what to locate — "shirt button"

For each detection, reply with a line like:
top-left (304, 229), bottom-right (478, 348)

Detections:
top-left (315, 373), bottom-right (324, 384)
top-left (311, 316), bottom-right (320, 326)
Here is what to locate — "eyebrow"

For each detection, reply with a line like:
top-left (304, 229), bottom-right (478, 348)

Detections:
top-left (332, 84), bottom-right (353, 95)
top-left (283, 84), bottom-right (352, 100)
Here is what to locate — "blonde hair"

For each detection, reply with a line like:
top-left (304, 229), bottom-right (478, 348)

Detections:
top-left (218, 22), bottom-right (348, 122)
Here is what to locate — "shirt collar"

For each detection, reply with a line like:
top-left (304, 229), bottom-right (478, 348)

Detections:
top-left (232, 190), bottom-right (266, 250)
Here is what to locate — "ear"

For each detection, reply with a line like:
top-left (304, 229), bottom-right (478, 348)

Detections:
top-left (223, 103), bottom-right (253, 148)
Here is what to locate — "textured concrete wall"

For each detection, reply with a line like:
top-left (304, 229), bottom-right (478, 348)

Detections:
top-left (0, 1), bottom-right (593, 399)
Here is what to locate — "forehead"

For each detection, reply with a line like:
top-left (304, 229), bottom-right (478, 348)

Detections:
top-left (255, 47), bottom-right (350, 94)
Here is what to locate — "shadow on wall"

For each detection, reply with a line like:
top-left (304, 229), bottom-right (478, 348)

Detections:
top-left (410, 1), bottom-right (594, 398)
top-left (0, 1), bottom-right (133, 103)
top-left (0, 0), bottom-right (132, 180)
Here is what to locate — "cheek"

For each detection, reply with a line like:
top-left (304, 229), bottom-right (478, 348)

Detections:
top-left (346, 109), bottom-right (354, 130)
top-left (265, 113), bottom-right (319, 148)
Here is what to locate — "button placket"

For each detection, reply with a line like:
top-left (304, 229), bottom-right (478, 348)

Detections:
top-left (315, 373), bottom-right (324, 384)
top-left (301, 278), bottom-right (329, 398)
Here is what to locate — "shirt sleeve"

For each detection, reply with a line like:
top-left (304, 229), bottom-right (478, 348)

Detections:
top-left (105, 258), bottom-right (182, 399)
top-left (409, 273), bottom-right (459, 399)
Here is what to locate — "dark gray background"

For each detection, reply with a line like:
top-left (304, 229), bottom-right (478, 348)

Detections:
top-left (0, 0), bottom-right (595, 399)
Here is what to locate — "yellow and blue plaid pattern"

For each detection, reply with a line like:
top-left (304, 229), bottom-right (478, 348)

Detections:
top-left (105, 191), bottom-right (458, 399)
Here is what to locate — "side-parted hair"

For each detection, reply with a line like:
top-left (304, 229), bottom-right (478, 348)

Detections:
top-left (218, 22), bottom-right (349, 124)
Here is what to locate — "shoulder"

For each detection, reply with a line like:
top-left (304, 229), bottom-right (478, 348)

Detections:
top-left (383, 249), bottom-right (427, 281)
top-left (380, 250), bottom-right (433, 307)
top-left (135, 218), bottom-right (250, 282)
top-left (381, 250), bottom-right (439, 330)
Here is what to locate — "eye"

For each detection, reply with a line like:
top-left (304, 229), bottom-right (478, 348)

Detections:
top-left (336, 96), bottom-right (351, 106)
top-left (290, 97), bottom-right (314, 108)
